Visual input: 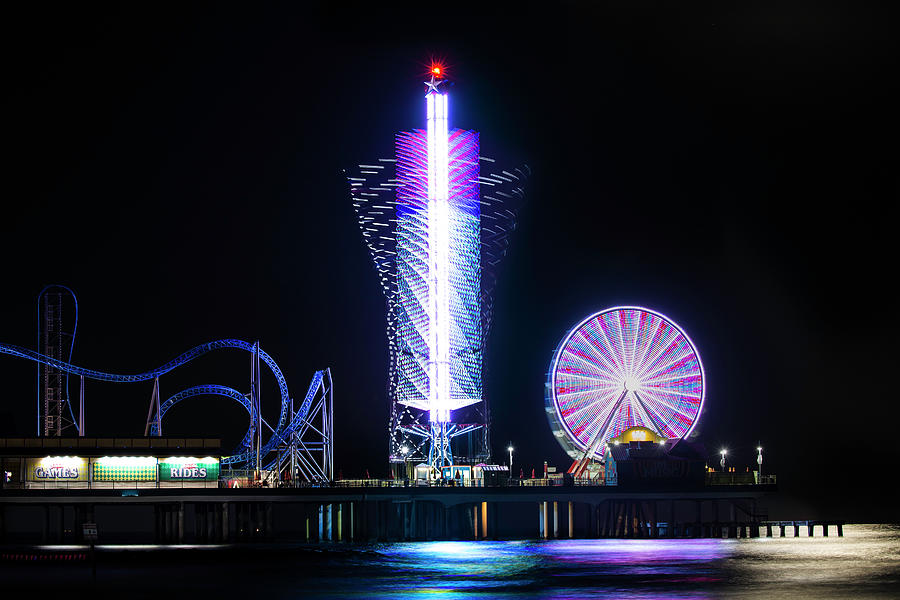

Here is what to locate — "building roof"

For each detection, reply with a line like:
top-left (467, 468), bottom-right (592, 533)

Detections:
top-left (0, 437), bottom-right (221, 457)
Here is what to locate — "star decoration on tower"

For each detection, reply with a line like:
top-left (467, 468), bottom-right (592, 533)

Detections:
top-left (424, 75), bottom-right (446, 94)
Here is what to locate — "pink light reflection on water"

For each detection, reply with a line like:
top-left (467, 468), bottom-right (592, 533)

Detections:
top-left (374, 538), bottom-right (731, 598)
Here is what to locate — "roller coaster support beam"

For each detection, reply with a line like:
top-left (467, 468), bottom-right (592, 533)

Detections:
top-left (251, 341), bottom-right (262, 477)
top-left (144, 377), bottom-right (162, 437)
top-left (290, 390), bottom-right (297, 483)
top-left (79, 375), bottom-right (85, 437)
top-left (326, 367), bottom-right (333, 482)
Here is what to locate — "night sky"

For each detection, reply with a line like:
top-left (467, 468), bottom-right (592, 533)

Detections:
top-left (2, 3), bottom-right (896, 522)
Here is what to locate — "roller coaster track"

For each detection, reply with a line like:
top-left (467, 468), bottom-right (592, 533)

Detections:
top-left (0, 340), bottom-right (313, 467)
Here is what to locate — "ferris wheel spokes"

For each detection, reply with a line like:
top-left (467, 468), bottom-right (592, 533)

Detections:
top-left (547, 307), bottom-right (706, 464)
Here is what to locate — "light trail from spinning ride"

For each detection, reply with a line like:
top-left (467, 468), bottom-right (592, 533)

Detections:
top-left (0, 339), bottom-right (324, 468)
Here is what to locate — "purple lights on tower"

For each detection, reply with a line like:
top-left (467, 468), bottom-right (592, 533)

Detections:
top-left (349, 66), bottom-right (528, 468)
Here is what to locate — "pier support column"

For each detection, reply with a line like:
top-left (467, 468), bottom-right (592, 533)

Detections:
top-left (553, 501), bottom-right (559, 539)
top-left (164, 505), bottom-right (172, 543)
top-left (695, 501), bottom-right (702, 538)
top-left (543, 501), bottom-right (550, 539)
top-left (712, 500), bottom-right (719, 538)
top-left (480, 502), bottom-right (488, 540)
top-left (625, 502), bottom-right (634, 538)
top-left (222, 502), bottom-right (229, 542)
top-left (178, 503), bottom-right (185, 543)
top-left (42, 505), bottom-right (49, 543)
top-left (167, 505), bottom-right (175, 542)
top-left (586, 504), bottom-right (594, 538)
top-left (350, 502), bottom-right (355, 542)
top-left (537, 503), bottom-right (542, 538)
top-left (195, 503), bottom-right (204, 542)
top-left (205, 503), bottom-right (213, 542)
top-left (400, 500), bottom-right (416, 540)
top-left (606, 502), bottom-right (615, 537)
top-left (326, 504), bottom-right (333, 541)
top-left (669, 500), bottom-right (676, 538)
top-left (337, 503), bottom-right (343, 542)
top-left (568, 501), bottom-right (574, 539)
top-left (616, 502), bottom-right (623, 537)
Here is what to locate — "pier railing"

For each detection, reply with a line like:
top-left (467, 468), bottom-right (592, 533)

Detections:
top-left (2, 474), bottom-right (777, 491)
top-left (707, 473), bottom-right (777, 485)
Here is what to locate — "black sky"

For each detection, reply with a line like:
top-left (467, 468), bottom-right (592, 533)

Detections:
top-left (2, 3), bottom-right (896, 521)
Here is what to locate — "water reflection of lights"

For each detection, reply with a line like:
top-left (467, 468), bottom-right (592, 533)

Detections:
top-left (370, 539), bottom-right (729, 598)
top-left (12, 526), bottom-right (898, 599)
top-left (37, 544), bottom-right (232, 551)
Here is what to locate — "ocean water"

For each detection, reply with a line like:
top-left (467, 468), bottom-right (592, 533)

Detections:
top-left (2, 524), bottom-right (898, 598)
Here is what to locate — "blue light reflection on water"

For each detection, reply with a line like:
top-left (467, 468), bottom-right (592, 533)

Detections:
top-left (364, 539), bottom-right (729, 599)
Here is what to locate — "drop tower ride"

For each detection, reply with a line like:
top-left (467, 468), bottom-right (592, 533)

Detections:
top-left (348, 64), bottom-right (527, 471)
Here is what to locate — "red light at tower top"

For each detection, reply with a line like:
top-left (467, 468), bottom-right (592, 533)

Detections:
top-left (424, 61), bottom-right (448, 94)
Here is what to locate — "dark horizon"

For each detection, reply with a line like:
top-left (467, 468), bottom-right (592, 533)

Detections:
top-left (2, 3), bottom-right (895, 522)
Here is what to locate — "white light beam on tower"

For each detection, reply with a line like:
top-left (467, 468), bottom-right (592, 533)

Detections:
top-left (426, 78), bottom-right (450, 425)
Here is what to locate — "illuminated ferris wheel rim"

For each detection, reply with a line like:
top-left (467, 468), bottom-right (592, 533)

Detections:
top-left (549, 306), bottom-right (706, 455)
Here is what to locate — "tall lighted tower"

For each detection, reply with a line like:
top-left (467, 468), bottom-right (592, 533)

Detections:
top-left (349, 65), bottom-right (527, 470)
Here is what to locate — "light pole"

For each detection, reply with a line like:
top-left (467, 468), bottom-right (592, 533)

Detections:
top-left (757, 446), bottom-right (763, 479)
top-left (719, 449), bottom-right (727, 472)
top-left (400, 445), bottom-right (409, 481)
top-left (507, 445), bottom-right (514, 476)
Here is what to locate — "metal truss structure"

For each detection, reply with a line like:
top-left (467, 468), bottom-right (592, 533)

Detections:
top-left (37, 285), bottom-right (80, 437)
top-left (1, 339), bottom-right (334, 482)
top-left (347, 69), bottom-right (528, 469)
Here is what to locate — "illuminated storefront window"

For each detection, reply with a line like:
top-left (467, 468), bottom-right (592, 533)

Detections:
top-left (91, 456), bottom-right (158, 482)
top-left (26, 456), bottom-right (88, 482)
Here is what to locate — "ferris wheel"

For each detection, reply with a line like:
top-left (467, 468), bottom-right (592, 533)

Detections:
top-left (546, 306), bottom-right (705, 463)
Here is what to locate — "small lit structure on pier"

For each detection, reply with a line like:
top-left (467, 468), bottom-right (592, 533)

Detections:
top-left (606, 427), bottom-right (707, 489)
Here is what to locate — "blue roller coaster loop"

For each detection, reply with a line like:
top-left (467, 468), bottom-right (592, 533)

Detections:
top-left (0, 339), bottom-right (295, 465)
top-left (155, 384), bottom-right (256, 460)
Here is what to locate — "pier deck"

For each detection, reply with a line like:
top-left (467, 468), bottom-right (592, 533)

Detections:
top-left (0, 483), bottom-right (837, 544)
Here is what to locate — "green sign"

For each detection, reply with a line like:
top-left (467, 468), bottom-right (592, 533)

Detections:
top-left (159, 457), bottom-right (219, 481)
